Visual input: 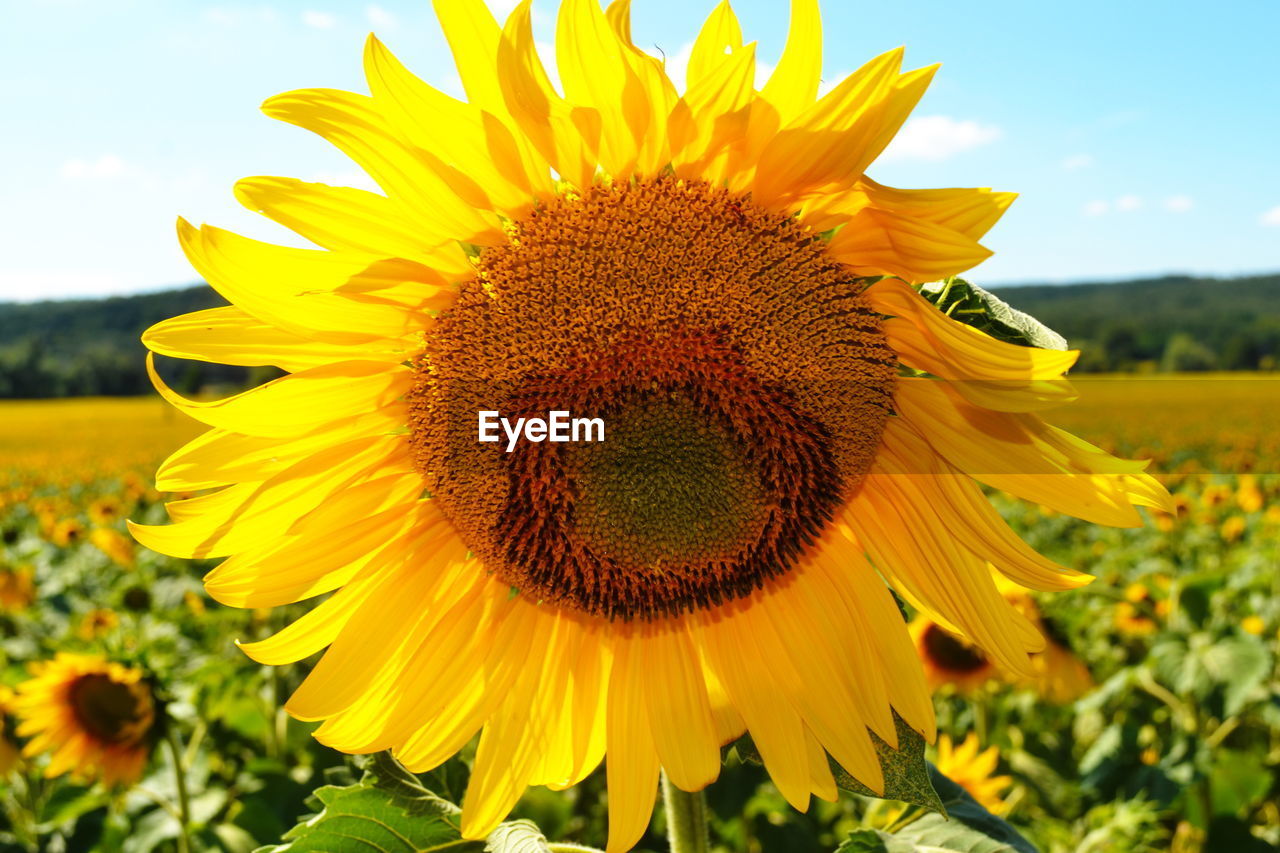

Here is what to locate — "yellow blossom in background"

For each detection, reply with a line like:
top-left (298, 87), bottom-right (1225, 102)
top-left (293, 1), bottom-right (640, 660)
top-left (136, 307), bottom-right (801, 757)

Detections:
top-left (909, 614), bottom-right (998, 695)
top-left (1220, 516), bottom-right (1247, 543)
top-left (77, 608), bottom-right (120, 641)
top-left (90, 527), bottom-right (135, 568)
top-left (1237, 476), bottom-right (1264, 513)
top-left (50, 518), bottom-right (86, 548)
top-left (0, 686), bottom-right (21, 777)
top-left (1242, 616), bottom-right (1265, 636)
top-left (13, 653), bottom-right (156, 786)
top-left (184, 589), bottom-right (207, 616)
top-left (87, 496), bottom-right (126, 527)
top-left (934, 733), bottom-right (1013, 816)
top-left (0, 565), bottom-right (35, 612)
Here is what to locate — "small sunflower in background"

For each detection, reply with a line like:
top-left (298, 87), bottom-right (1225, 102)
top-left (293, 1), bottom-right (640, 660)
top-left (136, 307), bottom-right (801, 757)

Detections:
top-left (49, 518), bottom-right (85, 548)
top-left (998, 579), bottom-right (1093, 703)
top-left (12, 653), bottom-right (157, 787)
top-left (87, 495), bottom-right (125, 527)
top-left (0, 686), bottom-right (22, 777)
top-left (131, 0), bottom-right (1171, 848)
top-left (0, 564), bottom-right (35, 613)
top-left (909, 615), bottom-right (998, 695)
top-left (76, 608), bottom-right (120, 641)
top-left (1114, 581), bottom-right (1169, 637)
top-left (90, 527), bottom-right (136, 569)
top-left (933, 732), bottom-right (1012, 816)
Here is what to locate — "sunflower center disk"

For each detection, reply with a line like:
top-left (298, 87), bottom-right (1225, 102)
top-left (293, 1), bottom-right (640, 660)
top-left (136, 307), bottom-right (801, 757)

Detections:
top-left (922, 624), bottom-right (990, 674)
top-left (409, 177), bottom-right (898, 620)
top-left (69, 674), bottom-right (152, 745)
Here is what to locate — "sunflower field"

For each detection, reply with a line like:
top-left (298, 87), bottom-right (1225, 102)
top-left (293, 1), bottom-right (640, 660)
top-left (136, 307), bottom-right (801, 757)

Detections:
top-left (0, 376), bottom-right (1275, 853)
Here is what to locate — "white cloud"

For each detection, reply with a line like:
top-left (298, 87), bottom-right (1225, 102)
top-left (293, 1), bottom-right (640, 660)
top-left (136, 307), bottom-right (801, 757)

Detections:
top-left (1261, 206), bottom-right (1280, 227)
top-left (0, 269), bottom-right (124, 301)
top-left (1083, 200), bottom-right (1109, 217)
top-left (879, 116), bottom-right (1002, 162)
top-left (302, 10), bottom-right (335, 29)
top-left (1061, 153), bottom-right (1093, 170)
top-left (366, 4), bottom-right (395, 29)
top-left (1115, 194), bottom-right (1142, 212)
top-left (1164, 195), bottom-right (1194, 213)
top-left (60, 154), bottom-right (126, 181)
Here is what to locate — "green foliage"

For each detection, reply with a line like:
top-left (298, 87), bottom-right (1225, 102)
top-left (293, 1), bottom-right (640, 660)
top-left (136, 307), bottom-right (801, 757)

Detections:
top-left (989, 272), bottom-right (1280, 371)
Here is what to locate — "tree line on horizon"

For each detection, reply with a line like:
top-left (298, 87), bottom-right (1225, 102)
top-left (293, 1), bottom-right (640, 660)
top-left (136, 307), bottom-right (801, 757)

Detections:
top-left (0, 273), bottom-right (1277, 398)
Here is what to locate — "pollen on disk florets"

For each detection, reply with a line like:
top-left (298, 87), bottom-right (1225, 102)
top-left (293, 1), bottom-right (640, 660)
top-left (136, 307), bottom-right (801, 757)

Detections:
top-left (408, 176), bottom-right (897, 620)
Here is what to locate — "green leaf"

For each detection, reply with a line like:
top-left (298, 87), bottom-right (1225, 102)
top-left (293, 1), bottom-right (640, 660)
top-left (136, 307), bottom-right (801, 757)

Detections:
top-left (1210, 749), bottom-right (1273, 816)
top-left (363, 750), bottom-right (462, 817)
top-left (263, 754), bottom-right (552, 853)
top-left (836, 828), bottom-right (916, 853)
top-left (918, 278), bottom-right (1068, 351)
top-left (1201, 637), bottom-right (1270, 716)
top-left (483, 819), bottom-right (551, 853)
top-left (257, 782), bottom-right (483, 853)
top-left (735, 712), bottom-right (943, 815)
top-left (925, 767), bottom-right (1037, 853)
top-left (889, 815), bottom-right (1021, 853)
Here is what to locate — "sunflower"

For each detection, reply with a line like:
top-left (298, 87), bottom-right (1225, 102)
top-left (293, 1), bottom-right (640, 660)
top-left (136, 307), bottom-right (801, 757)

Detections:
top-left (0, 564), bottom-right (35, 612)
top-left (130, 2), bottom-right (1169, 849)
top-left (12, 653), bottom-right (156, 786)
top-left (1114, 582), bottom-right (1168, 637)
top-left (933, 732), bottom-right (1012, 816)
top-left (0, 686), bottom-right (21, 777)
top-left (77, 608), bottom-right (120, 641)
top-left (90, 527), bottom-right (136, 568)
top-left (999, 579), bottom-right (1092, 703)
top-left (909, 614), bottom-right (998, 695)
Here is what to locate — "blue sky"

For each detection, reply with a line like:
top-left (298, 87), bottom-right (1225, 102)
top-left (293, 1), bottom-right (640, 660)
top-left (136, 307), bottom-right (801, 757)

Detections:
top-left (1, 0), bottom-right (1277, 301)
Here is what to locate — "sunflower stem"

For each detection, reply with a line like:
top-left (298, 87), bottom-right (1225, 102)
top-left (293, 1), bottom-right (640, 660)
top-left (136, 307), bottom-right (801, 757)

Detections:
top-left (163, 726), bottom-right (192, 853)
top-left (662, 772), bottom-right (710, 853)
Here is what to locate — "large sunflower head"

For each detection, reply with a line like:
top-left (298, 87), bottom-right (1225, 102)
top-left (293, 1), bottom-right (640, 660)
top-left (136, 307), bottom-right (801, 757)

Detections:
top-left (12, 653), bottom-right (156, 787)
top-left (131, 2), bottom-right (1171, 849)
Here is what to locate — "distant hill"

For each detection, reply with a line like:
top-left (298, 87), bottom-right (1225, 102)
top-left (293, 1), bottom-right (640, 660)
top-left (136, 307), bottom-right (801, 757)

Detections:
top-left (991, 272), bottom-right (1280, 372)
top-left (0, 287), bottom-right (253, 398)
top-left (1, 272), bottom-right (1277, 398)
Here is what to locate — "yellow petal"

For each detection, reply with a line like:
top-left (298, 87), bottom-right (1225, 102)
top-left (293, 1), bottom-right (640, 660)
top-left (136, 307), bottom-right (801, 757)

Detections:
top-left (363, 35), bottom-right (548, 215)
top-left (687, 2), bottom-right (743, 91)
top-left (750, 48), bottom-right (904, 205)
top-left (758, 0), bottom-right (822, 124)
top-left (261, 87), bottom-right (502, 243)
top-left (234, 176), bottom-right (467, 266)
top-left (641, 623), bottom-right (720, 792)
top-left (828, 206), bottom-right (994, 284)
top-left (605, 630), bottom-right (661, 853)
top-left (143, 306), bottom-right (405, 373)
top-left (146, 354), bottom-right (409, 439)
top-left (557, 0), bottom-right (651, 176)
top-left (497, 1), bottom-right (599, 189)
top-left (176, 220), bottom-right (435, 343)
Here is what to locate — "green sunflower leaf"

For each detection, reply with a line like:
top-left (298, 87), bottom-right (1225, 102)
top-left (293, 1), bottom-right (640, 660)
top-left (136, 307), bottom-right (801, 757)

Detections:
top-left (256, 781), bottom-right (482, 853)
top-left (918, 278), bottom-right (1068, 351)
top-left (261, 753), bottom-right (552, 853)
